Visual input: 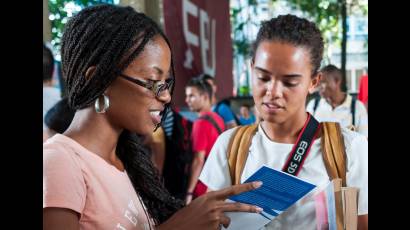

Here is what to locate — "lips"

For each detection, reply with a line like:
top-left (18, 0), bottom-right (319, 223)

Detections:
top-left (262, 102), bottom-right (284, 113)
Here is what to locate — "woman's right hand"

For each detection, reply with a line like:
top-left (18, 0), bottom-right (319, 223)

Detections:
top-left (157, 181), bottom-right (263, 230)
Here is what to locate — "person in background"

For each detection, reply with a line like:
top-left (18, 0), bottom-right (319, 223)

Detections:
top-left (238, 105), bottom-right (256, 125)
top-left (184, 78), bottom-right (225, 205)
top-left (358, 68), bottom-right (368, 111)
top-left (306, 64), bottom-right (368, 137)
top-left (43, 5), bottom-right (262, 230)
top-left (161, 107), bottom-right (194, 200)
top-left (43, 43), bottom-right (61, 141)
top-left (200, 74), bottom-right (239, 129)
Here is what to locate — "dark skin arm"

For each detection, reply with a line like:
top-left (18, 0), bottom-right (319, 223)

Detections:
top-left (185, 151), bottom-right (205, 204)
top-left (43, 208), bottom-right (80, 230)
top-left (158, 181), bottom-right (263, 230)
top-left (43, 182), bottom-right (262, 230)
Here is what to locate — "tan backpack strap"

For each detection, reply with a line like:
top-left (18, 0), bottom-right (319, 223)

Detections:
top-left (321, 122), bottom-right (347, 186)
top-left (227, 124), bottom-right (259, 185)
top-left (227, 126), bottom-right (246, 183)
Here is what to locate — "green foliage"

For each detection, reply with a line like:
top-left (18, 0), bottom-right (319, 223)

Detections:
top-left (230, 0), bottom-right (259, 57)
top-left (283, 0), bottom-right (368, 63)
top-left (48, 0), bottom-right (114, 57)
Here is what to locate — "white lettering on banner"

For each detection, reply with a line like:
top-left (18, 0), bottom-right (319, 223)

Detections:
top-left (200, 9), bottom-right (216, 76)
top-left (183, 0), bottom-right (198, 46)
top-left (182, 0), bottom-right (216, 76)
top-left (184, 48), bottom-right (194, 69)
top-left (116, 223), bottom-right (127, 230)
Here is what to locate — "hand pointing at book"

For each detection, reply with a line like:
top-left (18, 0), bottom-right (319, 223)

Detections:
top-left (157, 181), bottom-right (263, 230)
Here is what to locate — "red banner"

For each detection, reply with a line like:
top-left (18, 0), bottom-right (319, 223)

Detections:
top-left (163, 0), bottom-right (233, 107)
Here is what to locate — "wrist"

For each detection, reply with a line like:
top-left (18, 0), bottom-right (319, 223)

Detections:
top-left (186, 192), bottom-right (193, 196)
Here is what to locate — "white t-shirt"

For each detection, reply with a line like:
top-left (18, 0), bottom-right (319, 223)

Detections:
top-left (306, 95), bottom-right (368, 137)
top-left (199, 124), bottom-right (368, 230)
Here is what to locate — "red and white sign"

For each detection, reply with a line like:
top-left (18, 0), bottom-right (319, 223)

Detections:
top-left (163, 0), bottom-right (233, 107)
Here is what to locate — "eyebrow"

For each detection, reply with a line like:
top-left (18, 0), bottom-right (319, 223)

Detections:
top-left (153, 66), bottom-right (164, 75)
top-left (254, 66), bottom-right (302, 78)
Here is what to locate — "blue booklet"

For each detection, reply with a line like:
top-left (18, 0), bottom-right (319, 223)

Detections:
top-left (224, 166), bottom-right (316, 230)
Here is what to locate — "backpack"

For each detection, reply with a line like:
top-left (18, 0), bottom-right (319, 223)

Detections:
top-left (162, 111), bottom-right (224, 199)
top-left (162, 111), bottom-right (193, 200)
top-left (227, 122), bottom-right (347, 187)
top-left (198, 114), bottom-right (223, 134)
top-left (215, 100), bottom-right (242, 126)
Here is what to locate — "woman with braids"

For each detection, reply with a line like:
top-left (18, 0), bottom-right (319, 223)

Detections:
top-left (199, 15), bottom-right (368, 229)
top-left (43, 4), bottom-right (263, 230)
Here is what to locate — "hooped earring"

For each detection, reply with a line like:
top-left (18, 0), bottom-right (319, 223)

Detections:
top-left (95, 93), bottom-right (110, 113)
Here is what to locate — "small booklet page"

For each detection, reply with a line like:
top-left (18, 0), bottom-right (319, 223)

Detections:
top-left (223, 165), bottom-right (316, 230)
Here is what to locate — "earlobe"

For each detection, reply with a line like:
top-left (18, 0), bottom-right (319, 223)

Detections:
top-left (84, 66), bottom-right (97, 81)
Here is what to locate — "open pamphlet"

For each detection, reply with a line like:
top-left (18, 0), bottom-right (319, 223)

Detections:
top-left (222, 166), bottom-right (359, 230)
top-left (223, 165), bottom-right (316, 230)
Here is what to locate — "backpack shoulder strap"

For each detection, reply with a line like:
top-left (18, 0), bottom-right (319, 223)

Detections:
top-left (313, 97), bottom-right (320, 115)
top-left (198, 114), bottom-right (223, 134)
top-left (321, 122), bottom-right (347, 186)
top-left (350, 96), bottom-right (357, 126)
top-left (226, 121), bottom-right (348, 186)
top-left (227, 124), bottom-right (259, 185)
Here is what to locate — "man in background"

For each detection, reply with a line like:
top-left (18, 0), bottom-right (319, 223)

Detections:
top-left (200, 74), bottom-right (239, 129)
top-left (307, 64), bottom-right (368, 137)
top-left (184, 78), bottom-right (225, 204)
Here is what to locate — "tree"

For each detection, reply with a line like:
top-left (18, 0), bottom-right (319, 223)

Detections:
top-left (48, 0), bottom-right (114, 58)
top-left (231, 0), bottom-right (259, 58)
top-left (283, 0), bottom-right (368, 92)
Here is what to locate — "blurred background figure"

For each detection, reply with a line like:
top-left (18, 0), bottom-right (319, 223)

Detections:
top-left (307, 64), bottom-right (368, 137)
top-left (238, 104), bottom-right (256, 125)
top-left (161, 107), bottom-right (194, 200)
top-left (200, 74), bottom-right (240, 129)
top-left (358, 68), bottom-right (368, 111)
top-left (43, 43), bottom-right (61, 140)
top-left (44, 97), bottom-right (75, 141)
top-left (184, 77), bottom-right (225, 204)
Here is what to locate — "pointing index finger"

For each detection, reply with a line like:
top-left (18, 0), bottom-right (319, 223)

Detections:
top-left (214, 181), bottom-right (263, 200)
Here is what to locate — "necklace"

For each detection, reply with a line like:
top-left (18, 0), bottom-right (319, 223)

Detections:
top-left (136, 192), bottom-right (153, 230)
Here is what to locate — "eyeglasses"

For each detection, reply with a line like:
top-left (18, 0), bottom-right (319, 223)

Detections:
top-left (119, 73), bottom-right (174, 98)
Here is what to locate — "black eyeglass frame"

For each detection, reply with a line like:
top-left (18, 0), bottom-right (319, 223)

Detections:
top-left (119, 73), bottom-right (174, 97)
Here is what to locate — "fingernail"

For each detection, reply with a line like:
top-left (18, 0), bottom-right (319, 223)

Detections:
top-left (255, 207), bottom-right (263, 213)
top-left (254, 181), bottom-right (263, 188)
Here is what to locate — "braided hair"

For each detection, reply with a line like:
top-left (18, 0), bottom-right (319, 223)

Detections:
top-left (252, 14), bottom-right (324, 76)
top-left (60, 4), bottom-right (182, 224)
